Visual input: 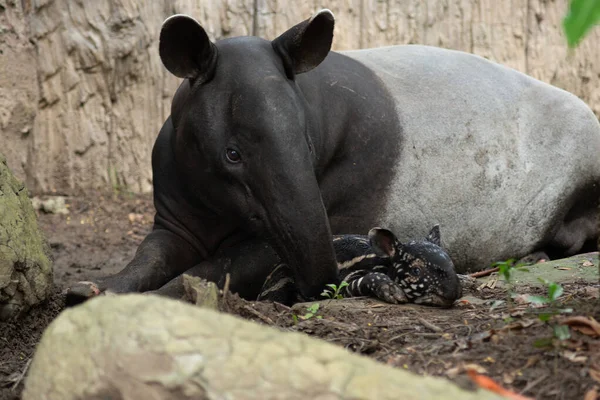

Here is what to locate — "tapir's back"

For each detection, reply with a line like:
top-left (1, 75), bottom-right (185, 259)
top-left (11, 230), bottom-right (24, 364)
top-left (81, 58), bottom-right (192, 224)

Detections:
top-left (342, 45), bottom-right (600, 271)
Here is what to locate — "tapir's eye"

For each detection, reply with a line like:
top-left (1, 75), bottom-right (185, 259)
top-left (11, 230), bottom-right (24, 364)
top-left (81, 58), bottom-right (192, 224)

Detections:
top-left (410, 267), bottom-right (421, 276)
top-left (225, 148), bottom-right (241, 163)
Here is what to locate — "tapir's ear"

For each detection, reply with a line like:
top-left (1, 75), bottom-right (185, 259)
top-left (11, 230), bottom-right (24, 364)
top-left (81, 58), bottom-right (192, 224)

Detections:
top-left (272, 9), bottom-right (335, 78)
top-left (426, 225), bottom-right (441, 246)
top-left (368, 227), bottom-right (399, 258)
top-left (159, 14), bottom-right (218, 82)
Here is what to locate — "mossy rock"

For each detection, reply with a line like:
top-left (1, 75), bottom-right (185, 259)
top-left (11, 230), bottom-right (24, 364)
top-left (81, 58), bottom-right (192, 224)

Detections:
top-left (23, 295), bottom-right (503, 400)
top-left (0, 153), bottom-right (52, 320)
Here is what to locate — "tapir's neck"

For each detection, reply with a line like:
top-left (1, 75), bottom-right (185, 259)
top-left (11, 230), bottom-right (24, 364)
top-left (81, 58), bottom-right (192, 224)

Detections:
top-left (294, 51), bottom-right (402, 232)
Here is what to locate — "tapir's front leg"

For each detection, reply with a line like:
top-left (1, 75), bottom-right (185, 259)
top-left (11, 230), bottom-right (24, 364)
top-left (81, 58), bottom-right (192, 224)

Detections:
top-left (149, 238), bottom-right (282, 301)
top-left (66, 228), bottom-right (201, 306)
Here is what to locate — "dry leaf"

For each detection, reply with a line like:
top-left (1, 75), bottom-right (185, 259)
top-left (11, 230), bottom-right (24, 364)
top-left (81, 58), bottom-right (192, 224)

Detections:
top-left (463, 363), bottom-right (488, 374)
top-left (582, 260), bottom-right (594, 267)
top-left (466, 370), bottom-right (534, 400)
top-left (522, 356), bottom-right (540, 369)
top-left (561, 316), bottom-right (600, 337)
top-left (583, 287), bottom-right (600, 299)
top-left (561, 350), bottom-right (588, 363)
top-left (557, 267), bottom-right (571, 270)
top-left (584, 386), bottom-right (598, 400)
top-left (503, 371), bottom-right (516, 384)
top-left (590, 369), bottom-right (600, 384)
top-left (446, 366), bottom-right (461, 378)
top-left (501, 319), bottom-right (536, 331)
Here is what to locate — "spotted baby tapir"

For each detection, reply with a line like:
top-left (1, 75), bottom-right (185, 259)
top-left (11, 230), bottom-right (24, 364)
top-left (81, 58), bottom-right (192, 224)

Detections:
top-left (258, 225), bottom-right (462, 307)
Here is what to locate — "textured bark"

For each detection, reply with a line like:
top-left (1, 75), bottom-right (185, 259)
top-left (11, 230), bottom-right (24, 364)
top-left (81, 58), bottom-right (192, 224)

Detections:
top-left (0, 0), bottom-right (598, 194)
top-left (23, 294), bottom-right (504, 400)
top-left (0, 152), bottom-right (52, 320)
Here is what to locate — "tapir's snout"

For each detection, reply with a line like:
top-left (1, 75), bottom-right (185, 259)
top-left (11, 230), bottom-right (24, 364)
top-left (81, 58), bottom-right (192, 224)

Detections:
top-left (265, 192), bottom-right (338, 299)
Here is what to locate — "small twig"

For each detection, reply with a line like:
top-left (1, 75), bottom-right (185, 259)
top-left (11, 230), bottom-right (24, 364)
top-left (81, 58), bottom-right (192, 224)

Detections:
top-left (11, 358), bottom-right (32, 391)
top-left (418, 317), bottom-right (443, 333)
top-left (222, 273), bottom-right (231, 306)
top-left (468, 267), bottom-right (500, 278)
top-left (519, 373), bottom-right (548, 396)
top-left (240, 304), bottom-right (275, 325)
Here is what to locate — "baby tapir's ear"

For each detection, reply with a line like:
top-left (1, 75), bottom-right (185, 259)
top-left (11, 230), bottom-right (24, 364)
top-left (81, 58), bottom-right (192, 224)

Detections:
top-left (426, 224), bottom-right (441, 246)
top-left (368, 227), bottom-right (399, 257)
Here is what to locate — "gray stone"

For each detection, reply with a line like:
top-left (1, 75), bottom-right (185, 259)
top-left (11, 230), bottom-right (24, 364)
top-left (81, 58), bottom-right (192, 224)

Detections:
top-left (23, 294), bottom-right (503, 400)
top-left (30, 196), bottom-right (69, 215)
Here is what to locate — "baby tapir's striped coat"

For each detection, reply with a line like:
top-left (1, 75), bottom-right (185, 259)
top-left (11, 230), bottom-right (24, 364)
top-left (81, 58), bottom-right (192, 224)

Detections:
top-left (258, 225), bottom-right (462, 307)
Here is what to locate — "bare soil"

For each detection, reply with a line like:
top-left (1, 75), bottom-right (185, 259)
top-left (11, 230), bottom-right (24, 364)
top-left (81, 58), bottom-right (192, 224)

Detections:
top-left (1, 192), bottom-right (599, 400)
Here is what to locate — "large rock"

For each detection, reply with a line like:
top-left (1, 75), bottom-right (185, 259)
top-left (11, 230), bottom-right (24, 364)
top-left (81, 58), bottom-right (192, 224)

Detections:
top-left (23, 295), bottom-right (502, 400)
top-left (0, 0), bottom-right (598, 194)
top-left (0, 154), bottom-right (52, 320)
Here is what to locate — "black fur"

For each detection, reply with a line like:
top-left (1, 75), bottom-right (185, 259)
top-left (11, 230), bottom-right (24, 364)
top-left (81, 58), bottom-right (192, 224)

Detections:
top-left (259, 225), bottom-right (462, 307)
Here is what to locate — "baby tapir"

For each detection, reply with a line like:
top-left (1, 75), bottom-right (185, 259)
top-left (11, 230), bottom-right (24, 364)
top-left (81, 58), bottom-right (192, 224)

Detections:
top-left (258, 225), bottom-right (462, 307)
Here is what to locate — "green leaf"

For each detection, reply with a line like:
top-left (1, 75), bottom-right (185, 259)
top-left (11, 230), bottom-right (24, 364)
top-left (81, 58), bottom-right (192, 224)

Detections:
top-left (537, 277), bottom-right (550, 286)
top-left (320, 290), bottom-right (333, 299)
top-left (563, 0), bottom-right (600, 47)
top-left (533, 337), bottom-right (554, 348)
top-left (538, 313), bottom-right (552, 322)
top-left (553, 325), bottom-right (571, 340)
top-left (489, 300), bottom-right (505, 311)
top-left (547, 283), bottom-right (564, 301)
top-left (528, 295), bottom-right (550, 305)
top-left (326, 284), bottom-right (337, 289)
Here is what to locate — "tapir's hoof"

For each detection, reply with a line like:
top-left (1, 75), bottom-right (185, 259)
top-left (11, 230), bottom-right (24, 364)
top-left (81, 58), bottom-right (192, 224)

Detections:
top-left (375, 282), bottom-right (408, 304)
top-left (65, 281), bottom-right (103, 307)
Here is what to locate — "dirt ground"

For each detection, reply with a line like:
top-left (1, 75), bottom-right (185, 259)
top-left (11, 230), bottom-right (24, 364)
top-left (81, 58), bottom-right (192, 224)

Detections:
top-left (1, 192), bottom-right (599, 400)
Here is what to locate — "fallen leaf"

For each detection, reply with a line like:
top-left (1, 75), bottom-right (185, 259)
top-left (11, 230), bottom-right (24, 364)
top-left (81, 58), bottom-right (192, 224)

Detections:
top-left (445, 366), bottom-right (461, 378)
top-left (500, 319), bottom-right (536, 331)
top-left (513, 294), bottom-right (531, 304)
top-left (583, 287), bottom-right (600, 299)
top-left (590, 369), bottom-right (600, 384)
top-left (503, 371), bottom-right (516, 384)
top-left (466, 370), bottom-right (534, 400)
top-left (484, 356), bottom-right (495, 364)
top-left (522, 356), bottom-right (540, 369)
top-left (561, 350), bottom-right (588, 363)
top-left (584, 386), bottom-right (598, 400)
top-left (561, 316), bottom-right (600, 337)
top-left (582, 260), bottom-right (595, 267)
top-left (463, 364), bottom-right (488, 374)
top-left (557, 267), bottom-right (572, 270)
top-left (467, 330), bottom-right (494, 343)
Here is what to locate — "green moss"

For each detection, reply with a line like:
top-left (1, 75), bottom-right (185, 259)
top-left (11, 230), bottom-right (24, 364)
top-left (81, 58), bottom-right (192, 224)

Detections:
top-left (0, 153), bottom-right (52, 315)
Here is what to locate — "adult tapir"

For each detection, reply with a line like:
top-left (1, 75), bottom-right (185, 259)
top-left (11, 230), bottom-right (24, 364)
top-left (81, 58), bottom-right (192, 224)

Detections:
top-left (67, 9), bottom-right (600, 305)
